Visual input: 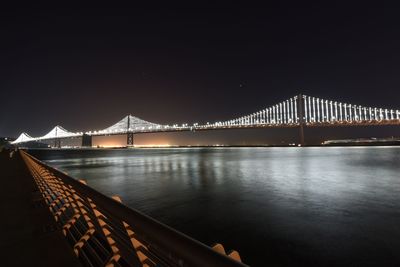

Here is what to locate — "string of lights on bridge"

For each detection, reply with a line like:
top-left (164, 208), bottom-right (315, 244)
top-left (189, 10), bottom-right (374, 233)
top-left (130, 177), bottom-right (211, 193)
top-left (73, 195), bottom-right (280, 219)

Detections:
top-left (12, 94), bottom-right (400, 144)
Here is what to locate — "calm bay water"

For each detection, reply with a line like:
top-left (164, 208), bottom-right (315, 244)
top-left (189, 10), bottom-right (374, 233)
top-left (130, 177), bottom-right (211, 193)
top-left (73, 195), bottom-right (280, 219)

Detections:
top-left (30, 147), bottom-right (400, 266)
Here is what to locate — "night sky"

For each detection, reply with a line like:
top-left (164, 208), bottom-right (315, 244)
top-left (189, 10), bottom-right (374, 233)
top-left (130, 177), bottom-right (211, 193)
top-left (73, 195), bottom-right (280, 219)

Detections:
top-left (1, 6), bottom-right (400, 145)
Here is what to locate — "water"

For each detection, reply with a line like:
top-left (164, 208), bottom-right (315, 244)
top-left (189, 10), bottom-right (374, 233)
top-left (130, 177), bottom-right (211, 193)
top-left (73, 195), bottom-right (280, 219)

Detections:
top-left (30, 147), bottom-right (400, 266)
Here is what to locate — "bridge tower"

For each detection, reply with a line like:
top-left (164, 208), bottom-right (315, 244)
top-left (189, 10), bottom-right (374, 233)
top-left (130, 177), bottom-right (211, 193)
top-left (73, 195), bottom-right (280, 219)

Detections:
top-left (53, 126), bottom-right (61, 148)
top-left (81, 134), bottom-right (92, 147)
top-left (298, 94), bottom-right (305, 146)
top-left (127, 115), bottom-right (134, 147)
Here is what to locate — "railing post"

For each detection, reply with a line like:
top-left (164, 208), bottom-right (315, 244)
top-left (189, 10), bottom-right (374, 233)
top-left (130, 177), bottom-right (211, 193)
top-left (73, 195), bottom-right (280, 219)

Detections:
top-left (112, 195), bottom-right (154, 266)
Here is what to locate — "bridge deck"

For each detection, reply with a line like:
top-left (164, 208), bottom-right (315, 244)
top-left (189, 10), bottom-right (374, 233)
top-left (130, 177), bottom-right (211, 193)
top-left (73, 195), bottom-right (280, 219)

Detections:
top-left (0, 149), bottom-right (81, 266)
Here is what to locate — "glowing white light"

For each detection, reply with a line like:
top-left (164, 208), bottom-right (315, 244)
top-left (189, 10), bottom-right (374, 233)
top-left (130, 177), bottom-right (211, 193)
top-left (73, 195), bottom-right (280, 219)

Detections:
top-left (312, 97), bottom-right (316, 122)
top-left (304, 96), bottom-right (308, 123)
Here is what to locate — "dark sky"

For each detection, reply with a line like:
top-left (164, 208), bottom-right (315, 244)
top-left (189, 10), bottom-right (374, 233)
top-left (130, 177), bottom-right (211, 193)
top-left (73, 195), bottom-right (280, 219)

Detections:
top-left (1, 5), bottom-right (400, 144)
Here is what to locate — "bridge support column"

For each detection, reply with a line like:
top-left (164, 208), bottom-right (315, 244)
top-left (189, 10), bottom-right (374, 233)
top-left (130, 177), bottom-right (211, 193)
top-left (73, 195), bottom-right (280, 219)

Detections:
top-left (298, 94), bottom-right (306, 146)
top-left (81, 134), bottom-right (92, 147)
top-left (127, 132), bottom-right (134, 147)
top-left (54, 139), bottom-right (61, 148)
top-left (299, 124), bottom-right (305, 146)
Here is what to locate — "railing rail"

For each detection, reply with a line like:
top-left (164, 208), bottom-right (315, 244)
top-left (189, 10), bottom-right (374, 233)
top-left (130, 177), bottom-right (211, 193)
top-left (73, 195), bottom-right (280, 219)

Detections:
top-left (20, 150), bottom-right (248, 267)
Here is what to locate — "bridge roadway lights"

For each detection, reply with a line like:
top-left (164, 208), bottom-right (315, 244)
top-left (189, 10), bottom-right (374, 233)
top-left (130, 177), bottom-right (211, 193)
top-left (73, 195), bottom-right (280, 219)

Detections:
top-left (127, 132), bottom-right (134, 147)
top-left (81, 134), bottom-right (93, 147)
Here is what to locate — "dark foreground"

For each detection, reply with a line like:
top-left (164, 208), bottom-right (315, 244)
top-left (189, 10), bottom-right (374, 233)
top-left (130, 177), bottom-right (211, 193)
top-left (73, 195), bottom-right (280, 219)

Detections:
top-left (0, 150), bottom-right (80, 266)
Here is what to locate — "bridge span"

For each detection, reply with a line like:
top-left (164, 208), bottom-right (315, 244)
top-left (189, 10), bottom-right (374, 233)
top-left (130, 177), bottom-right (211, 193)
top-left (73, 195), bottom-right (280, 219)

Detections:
top-left (12, 94), bottom-right (400, 147)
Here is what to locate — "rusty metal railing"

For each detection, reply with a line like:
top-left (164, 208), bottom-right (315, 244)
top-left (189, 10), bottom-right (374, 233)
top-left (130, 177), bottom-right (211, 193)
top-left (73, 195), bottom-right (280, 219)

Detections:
top-left (20, 150), bottom-right (248, 267)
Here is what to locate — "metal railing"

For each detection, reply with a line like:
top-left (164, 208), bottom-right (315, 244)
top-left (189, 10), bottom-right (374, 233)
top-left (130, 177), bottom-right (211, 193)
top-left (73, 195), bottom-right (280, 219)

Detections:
top-left (20, 150), bottom-right (248, 267)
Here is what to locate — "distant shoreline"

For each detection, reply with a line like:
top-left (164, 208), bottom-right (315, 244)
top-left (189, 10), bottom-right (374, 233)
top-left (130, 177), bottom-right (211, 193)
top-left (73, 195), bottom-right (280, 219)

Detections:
top-left (23, 143), bottom-right (400, 150)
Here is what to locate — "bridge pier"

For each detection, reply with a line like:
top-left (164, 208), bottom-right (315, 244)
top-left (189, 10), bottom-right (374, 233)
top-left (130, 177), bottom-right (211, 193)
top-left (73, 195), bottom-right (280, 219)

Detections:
top-left (299, 124), bottom-right (305, 146)
top-left (81, 134), bottom-right (92, 147)
top-left (53, 139), bottom-right (61, 148)
top-left (127, 132), bottom-right (134, 147)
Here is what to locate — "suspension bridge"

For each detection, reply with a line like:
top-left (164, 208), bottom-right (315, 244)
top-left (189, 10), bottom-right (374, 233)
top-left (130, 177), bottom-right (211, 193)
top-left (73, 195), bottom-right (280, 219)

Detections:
top-left (12, 94), bottom-right (400, 147)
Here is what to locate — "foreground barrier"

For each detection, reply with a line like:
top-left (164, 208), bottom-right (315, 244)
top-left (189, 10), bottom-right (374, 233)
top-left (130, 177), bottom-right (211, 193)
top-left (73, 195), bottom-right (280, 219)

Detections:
top-left (20, 150), bottom-right (247, 267)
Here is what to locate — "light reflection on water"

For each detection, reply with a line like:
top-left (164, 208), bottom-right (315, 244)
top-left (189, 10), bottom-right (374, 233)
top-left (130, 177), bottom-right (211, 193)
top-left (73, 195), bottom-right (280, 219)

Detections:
top-left (31, 147), bottom-right (400, 267)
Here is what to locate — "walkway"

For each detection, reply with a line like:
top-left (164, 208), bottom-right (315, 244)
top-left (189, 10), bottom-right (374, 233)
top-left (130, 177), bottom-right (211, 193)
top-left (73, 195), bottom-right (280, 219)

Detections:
top-left (0, 149), bottom-right (81, 266)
